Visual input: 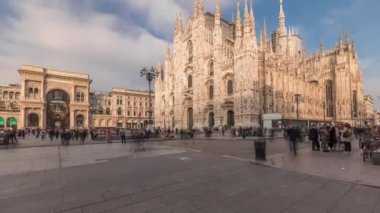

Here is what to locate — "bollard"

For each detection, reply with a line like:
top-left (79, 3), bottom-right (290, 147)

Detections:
top-left (254, 138), bottom-right (266, 161)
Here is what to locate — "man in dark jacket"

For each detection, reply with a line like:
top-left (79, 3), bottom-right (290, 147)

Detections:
top-left (287, 126), bottom-right (301, 155)
top-left (308, 124), bottom-right (320, 151)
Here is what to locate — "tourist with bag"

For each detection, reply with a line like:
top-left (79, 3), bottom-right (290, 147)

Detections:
top-left (341, 123), bottom-right (354, 155)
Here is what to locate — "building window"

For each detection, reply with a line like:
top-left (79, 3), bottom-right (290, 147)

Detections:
top-left (187, 40), bottom-right (193, 63)
top-left (9, 92), bottom-right (14, 99)
top-left (227, 80), bottom-right (233, 96)
top-left (33, 88), bottom-right (39, 98)
top-left (127, 111), bottom-right (130, 116)
top-left (15, 92), bottom-right (20, 100)
top-left (188, 75), bottom-right (193, 88)
top-left (117, 107), bottom-right (122, 116)
top-left (106, 108), bottom-right (110, 115)
top-left (353, 90), bottom-right (358, 118)
top-left (209, 60), bottom-right (214, 76)
top-left (209, 85), bottom-right (214, 100)
top-left (325, 81), bottom-right (334, 118)
top-left (28, 88), bottom-right (33, 98)
top-left (133, 111), bottom-right (136, 116)
top-left (75, 92), bottom-right (85, 102)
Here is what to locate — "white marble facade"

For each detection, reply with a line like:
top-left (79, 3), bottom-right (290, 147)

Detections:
top-left (155, 0), bottom-right (365, 130)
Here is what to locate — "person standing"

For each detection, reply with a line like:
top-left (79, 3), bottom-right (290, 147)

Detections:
top-left (320, 126), bottom-right (330, 152)
top-left (341, 123), bottom-right (354, 155)
top-left (120, 130), bottom-right (126, 144)
top-left (308, 124), bottom-right (320, 151)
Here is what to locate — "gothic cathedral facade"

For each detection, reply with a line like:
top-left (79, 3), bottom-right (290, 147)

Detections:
top-left (155, 0), bottom-right (365, 130)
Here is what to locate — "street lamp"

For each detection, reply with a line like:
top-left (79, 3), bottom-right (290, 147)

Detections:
top-left (140, 66), bottom-right (159, 131)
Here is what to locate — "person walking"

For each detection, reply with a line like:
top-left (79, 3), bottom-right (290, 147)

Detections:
top-left (308, 124), bottom-right (320, 151)
top-left (341, 123), bottom-right (354, 155)
top-left (106, 130), bottom-right (112, 143)
top-left (41, 129), bottom-right (46, 140)
top-left (287, 126), bottom-right (301, 155)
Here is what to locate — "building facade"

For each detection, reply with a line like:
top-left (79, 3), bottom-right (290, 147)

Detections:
top-left (364, 95), bottom-right (376, 126)
top-left (155, 0), bottom-right (365, 130)
top-left (0, 65), bottom-right (92, 129)
top-left (90, 89), bottom-right (154, 129)
top-left (0, 65), bottom-right (153, 130)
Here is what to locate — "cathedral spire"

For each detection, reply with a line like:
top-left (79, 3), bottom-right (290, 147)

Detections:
top-left (249, 0), bottom-right (256, 34)
top-left (175, 13), bottom-right (183, 35)
top-left (235, 0), bottom-right (242, 50)
top-left (243, 0), bottom-right (250, 34)
top-left (215, 0), bottom-right (221, 26)
top-left (345, 32), bottom-right (350, 45)
top-left (320, 38), bottom-right (324, 53)
top-left (278, 0), bottom-right (286, 35)
top-left (338, 33), bottom-right (343, 48)
top-left (165, 42), bottom-right (171, 60)
top-left (235, 0), bottom-right (242, 38)
top-left (261, 18), bottom-right (267, 50)
top-left (194, 0), bottom-right (204, 18)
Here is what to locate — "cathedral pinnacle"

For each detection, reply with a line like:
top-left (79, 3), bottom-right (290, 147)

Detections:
top-left (243, 0), bottom-right (250, 34)
top-left (249, 0), bottom-right (256, 34)
top-left (261, 18), bottom-right (268, 50)
top-left (235, 0), bottom-right (242, 37)
top-left (175, 13), bottom-right (183, 35)
top-left (320, 38), bottom-right (324, 53)
top-left (278, 0), bottom-right (286, 35)
top-left (215, 0), bottom-right (221, 26)
top-left (193, 0), bottom-right (204, 18)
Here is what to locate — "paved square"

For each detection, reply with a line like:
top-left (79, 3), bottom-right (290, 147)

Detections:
top-left (0, 139), bottom-right (379, 213)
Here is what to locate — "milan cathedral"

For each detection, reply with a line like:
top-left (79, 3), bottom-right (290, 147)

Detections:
top-left (155, 0), bottom-right (364, 130)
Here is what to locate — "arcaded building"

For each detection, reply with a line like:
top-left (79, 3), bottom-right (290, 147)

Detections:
top-left (90, 88), bottom-right (154, 129)
top-left (154, 0), bottom-right (365, 130)
top-left (0, 65), bottom-right (91, 129)
top-left (0, 65), bottom-right (153, 130)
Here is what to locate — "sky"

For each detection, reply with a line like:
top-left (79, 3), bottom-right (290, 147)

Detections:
top-left (0, 0), bottom-right (379, 109)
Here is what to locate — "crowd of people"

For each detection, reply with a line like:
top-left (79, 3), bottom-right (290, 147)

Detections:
top-left (286, 123), bottom-right (380, 156)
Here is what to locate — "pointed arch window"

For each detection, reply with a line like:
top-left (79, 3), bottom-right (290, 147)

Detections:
top-left (106, 108), bottom-right (111, 115)
top-left (325, 81), bottom-right (334, 118)
top-left (209, 61), bottom-right (214, 76)
top-left (209, 85), bottom-right (214, 100)
top-left (227, 80), bottom-right (233, 96)
top-left (187, 40), bottom-right (193, 63)
top-left (188, 75), bottom-right (193, 88)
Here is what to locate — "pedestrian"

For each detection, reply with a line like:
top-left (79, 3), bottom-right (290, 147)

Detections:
top-left (41, 129), bottom-right (46, 140)
top-left (79, 130), bottom-right (86, 144)
top-left (106, 130), bottom-right (112, 143)
top-left (320, 126), bottom-right (330, 152)
top-left (341, 123), bottom-right (354, 155)
top-left (222, 126), bottom-right (225, 136)
top-left (286, 126), bottom-right (301, 155)
top-left (49, 129), bottom-right (54, 141)
top-left (308, 124), bottom-right (320, 151)
top-left (120, 130), bottom-right (126, 144)
top-left (329, 124), bottom-right (338, 151)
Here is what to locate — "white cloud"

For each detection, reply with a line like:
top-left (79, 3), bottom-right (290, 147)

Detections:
top-left (0, 0), bottom-right (167, 91)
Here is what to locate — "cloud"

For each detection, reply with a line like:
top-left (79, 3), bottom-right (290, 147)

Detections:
top-left (0, 0), bottom-right (167, 91)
